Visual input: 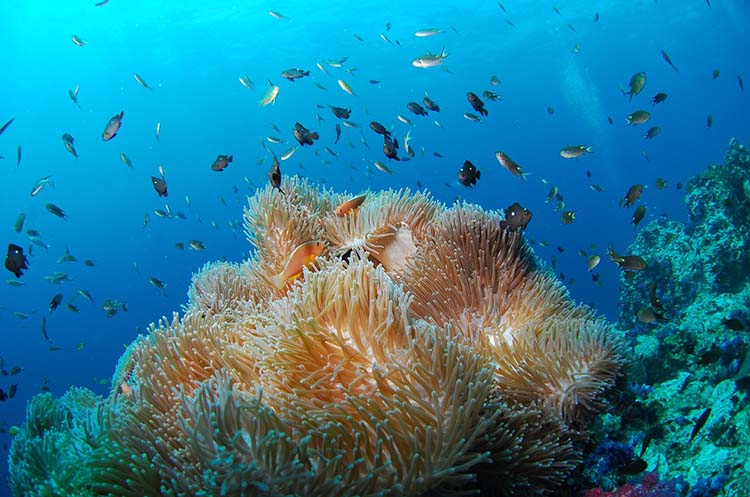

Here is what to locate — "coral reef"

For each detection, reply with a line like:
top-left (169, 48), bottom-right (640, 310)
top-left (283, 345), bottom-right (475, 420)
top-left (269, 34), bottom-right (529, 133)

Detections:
top-left (602, 139), bottom-right (750, 497)
top-left (8, 178), bottom-right (623, 496)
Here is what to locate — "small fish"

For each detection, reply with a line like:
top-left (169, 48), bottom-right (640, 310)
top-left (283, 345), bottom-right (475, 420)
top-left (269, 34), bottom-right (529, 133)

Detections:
top-left (334, 124), bottom-right (341, 144)
top-left (281, 146), bottom-right (298, 161)
top-left (369, 121), bottom-right (391, 138)
top-left (712, 69), bottom-right (720, 79)
top-left (14, 213), bottom-right (26, 233)
top-left (373, 161), bottom-right (392, 174)
top-left (155, 122), bottom-right (161, 141)
top-left (46, 203), bottom-right (68, 220)
top-left (211, 154), bottom-right (233, 172)
top-left (49, 293), bottom-right (64, 312)
top-left (71, 35), bottom-right (86, 46)
top-left (266, 135), bottom-right (286, 144)
top-left (383, 135), bottom-right (400, 161)
top-left (120, 153), bottom-right (133, 168)
top-left (239, 74), bottom-right (254, 90)
top-left (16, 145), bottom-right (22, 167)
top-left (0, 117), bottom-right (15, 136)
top-left (587, 255), bottom-right (601, 272)
top-left (500, 202), bottom-right (532, 231)
top-left (644, 126), bottom-right (661, 139)
top-left (331, 106), bottom-right (351, 119)
top-left (607, 245), bottom-right (647, 271)
top-left (151, 176), bottom-right (168, 197)
top-left (293, 122), bottom-right (319, 146)
top-left (547, 106), bottom-right (555, 115)
top-left (335, 194), bottom-right (367, 216)
top-left (495, 151), bottom-right (527, 181)
top-left (626, 110), bottom-right (651, 125)
top-left (68, 85), bottom-right (80, 107)
top-left (5, 244), bottom-right (29, 278)
top-left (412, 49), bottom-right (449, 68)
top-left (739, 75), bottom-right (745, 92)
top-left (393, 115), bottom-right (412, 126)
top-left (560, 145), bottom-right (592, 159)
top-left (270, 241), bottom-right (326, 290)
top-left (77, 289), bottom-right (94, 304)
top-left (337, 79), bottom-right (355, 95)
top-left (706, 114), bottom-right (713, 128)
top-left (41, 316), bottom-right (50, 341)
top-left (423, 94), bottom-right (440, 112)
top-left (660, 50), bottom-right (679, 73)
top-left (268, 10), bottom-right (288, 19)
top-left (57, 247), bottom-right (77, 263)
top-left (463, 112), bottom-right (482, 122)
top-left (83, 259), bottom-right (95, 267)
top-left (342, 120), bottom-right (359, 129)
top-left (95, 0), bottom-right (109, 6)
top-left (406, 102), bottom-right (428, 117)
top-left (623, 72), bottom-right (647, 101)
top-left (632, 205), bottom-right (647, 227)
top-left (561, 211), bottom-right (576, 225)
top-left (189, 240), bottom-right (206, 251)
top-left (102, 111), bottom-right (124, 141)
top-left (655, 178), bottom-right (668, 190)
top-left (622, 184), bottom-right (644, 207)
top-left (259, 84), bottom-right (280, 106)
top-left (269, 155), bottom-right (284, 194)
top-left (133, 72), bottom-right (152, 89)
top-left (458, 160), bottom-right (481, 188)
top-left (651, 92), bottom-right (668, 105)
top-left (467, 92), bottom-right (488, 116)
top-left (148, 277), bottom-right (167, 295)
top-left (281, 68), bottom-right (310, 83)
top-left (414, 28), bottom-right (442, 37)
top-left (619, 458), bottom-right (648, 476)
top-left (689, 408), bottom-right (711, 442)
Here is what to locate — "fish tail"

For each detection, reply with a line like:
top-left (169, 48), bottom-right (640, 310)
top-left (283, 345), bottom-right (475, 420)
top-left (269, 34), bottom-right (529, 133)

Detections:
top-left (585, 146), bottom-right (593, 153)
top-left (520, 170), bottom-right (528, 182)
top-left (310, 132), bottom-right (319, 140)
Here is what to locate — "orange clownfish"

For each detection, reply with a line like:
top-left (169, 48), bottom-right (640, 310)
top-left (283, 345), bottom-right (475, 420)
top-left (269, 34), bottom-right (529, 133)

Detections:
top-left (270, 241), bottom-right (326, 290)
top-left (335, 193), bottom-right (367, 217)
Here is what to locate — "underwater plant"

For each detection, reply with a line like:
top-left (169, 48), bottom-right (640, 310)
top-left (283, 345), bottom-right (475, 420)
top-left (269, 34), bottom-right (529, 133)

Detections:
top-left (9, 178), bottom-right (624, 496)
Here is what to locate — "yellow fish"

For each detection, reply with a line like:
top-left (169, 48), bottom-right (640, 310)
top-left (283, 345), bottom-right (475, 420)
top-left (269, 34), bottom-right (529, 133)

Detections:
top-left (259, 84), bottom-right (280, 106)
top-left (337, 79), bottom-right (355, 95)
top-left (271, 241), bottom-right (326, 290)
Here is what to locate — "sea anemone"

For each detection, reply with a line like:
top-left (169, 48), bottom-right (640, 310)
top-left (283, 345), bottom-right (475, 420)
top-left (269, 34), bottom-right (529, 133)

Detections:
top-left (9, 180), bottom-right (624, 496)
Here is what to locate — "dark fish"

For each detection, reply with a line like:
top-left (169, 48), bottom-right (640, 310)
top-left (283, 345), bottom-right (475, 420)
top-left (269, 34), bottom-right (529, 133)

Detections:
top-left (651, 92), bottom-right (668, 104)
top-left (632, 205), bottom-right (646, 227)
top-left (739, 75), bottom-right (745, 92)
top-left (8, 383), bottom-right (17, 398)
top-left (593, 12), bottom-right (600, 22)
top-left (722, 317), bottom-right (745, 331)
top-left (151, 176), bottom-right (168, 197)
top-left (0, 117), bottom-right (14, 136)
top-left (95, 0), bottom-right (110, 6)
top-left (369, 121), bottom-right (391, 138)
top-left (5, 244), bottom-right (29, 278)
top-left (0, 389), bottom-right (6, 402)
top-left (619, 458), bottom-right (648, 475)
top-left (607, 245), bottom-right (647, 271)
top-left (331, 106), bottom-right (351, 119)
top-left (547, 106), bottom-right (555, 115)
top-left (500, 202), bottom-right (532, 231)
top-left (660, 50), bottom-right (679, 73)
top-left (280, 68), bottom-right (310, 82)
top-left (712, 69), bottom-right (720, 79)
top-left (49, 293), bottom-right (64, 312)
top-left (406, 102), bottom-right (428, 116)
top-left (567, 23), bottom-right (576, 32)
top-left (269, 155), bottom-right (284, 194)
top-left (293, 122), bottom-right (319, 146)
top-left (383, 136), bottom-right (400, 161)
top-left (14, 213), bottom-right (25, 232)
top-left (102, 111), bottom-right (124, 141)
top-left (211, 154), bottom-right (233, 171)
top-left (423, 95), bottom-right (440, 112)
top-left (644, 126), bottom-right (661, 139)
top-left (467, 92), bottom-right (488, 116)
top-left (458, 160), bottom-right (481, 187)
top-left (689, 407), bottom-right (711, 442)
top-left (706, 114), bottom-right (713, 128)
top-left (16, 145), bottom-right (21, 167)
top-left (622, 184), bottom-right (644, 207)
top-left (369, 80), bottom-right (380, 85)
top-left (334, 123), bottom-right (341, 144)
top-left (46, 203), bottom-right (68, 220)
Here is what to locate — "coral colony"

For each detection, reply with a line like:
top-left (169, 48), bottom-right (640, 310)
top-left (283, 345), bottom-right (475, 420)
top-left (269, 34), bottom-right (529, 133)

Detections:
top-left (9, 178), bottom-right (622, 496)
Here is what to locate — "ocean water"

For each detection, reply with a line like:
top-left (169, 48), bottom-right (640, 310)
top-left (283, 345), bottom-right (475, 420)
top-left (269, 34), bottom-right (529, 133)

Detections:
top-left (0, 0), bottom-right (748, 493)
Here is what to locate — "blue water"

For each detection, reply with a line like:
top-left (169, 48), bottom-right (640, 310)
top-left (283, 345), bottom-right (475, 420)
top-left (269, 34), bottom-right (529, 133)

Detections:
top-left (0, 0), bottom-right (748, 492)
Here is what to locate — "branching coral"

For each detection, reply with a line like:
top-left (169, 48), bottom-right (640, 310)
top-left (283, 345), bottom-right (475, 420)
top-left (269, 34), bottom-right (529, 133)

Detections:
top-left (9, 178), bottom-right (624, 496)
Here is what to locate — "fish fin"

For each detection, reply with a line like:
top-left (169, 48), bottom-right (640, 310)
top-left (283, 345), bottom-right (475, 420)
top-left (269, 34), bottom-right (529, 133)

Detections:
top-left (119, 111), bottom-right (124, 119)
top-left (228, 155), bottom-right (233, 162)
top-left (270, 273), bottom-right (286, 290)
